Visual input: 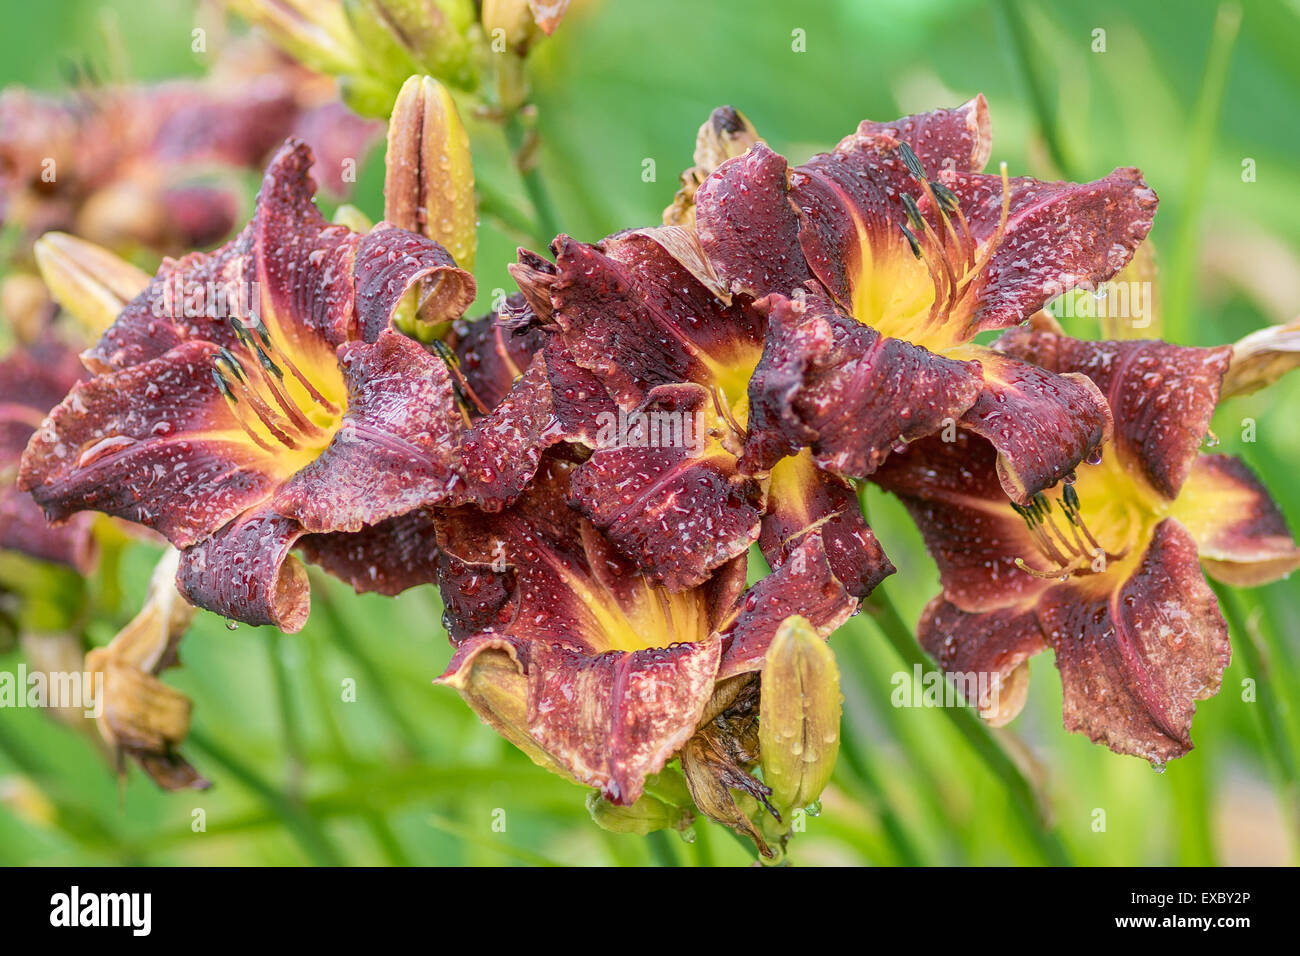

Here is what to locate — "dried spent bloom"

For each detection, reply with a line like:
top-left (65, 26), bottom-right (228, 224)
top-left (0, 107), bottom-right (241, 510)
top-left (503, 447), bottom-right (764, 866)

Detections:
top-left (874, 320), bottom-right (1300, 762)
top-left (435, 454), bottom-right (860, 807)
top-left (693, 97), bottom-right (1157, 505)
top-left (86, 548), bottom-right (206, 790)
top-left (20, 141), bottom-right (478, 630)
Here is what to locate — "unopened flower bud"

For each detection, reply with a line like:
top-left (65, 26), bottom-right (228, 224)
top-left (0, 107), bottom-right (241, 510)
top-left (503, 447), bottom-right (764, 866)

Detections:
top-left (384, 75), bottom-right (477, 270)
top-left (759, 615), bottom-right (842, 818)
top-left (33, 232), bottom-right (150, 336)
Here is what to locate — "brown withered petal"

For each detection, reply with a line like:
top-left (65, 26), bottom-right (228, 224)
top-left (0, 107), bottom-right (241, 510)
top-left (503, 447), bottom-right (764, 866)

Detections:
top-left (664, 106), bottom-right (762, 228)
top-left (1220, 316), bottom-right (1300, 399)
top-left (87, 548), bottom-right (207, 790)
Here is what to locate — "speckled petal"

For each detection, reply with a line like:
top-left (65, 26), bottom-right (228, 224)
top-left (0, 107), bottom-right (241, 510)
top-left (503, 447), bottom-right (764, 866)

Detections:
top-left (19, 340), bottom-right (287, 547)
top-left (995, 327), bottom-right (1231, 499)
top-left (1038, 518), bottom-right (1230, 764)
top-left (176, 509), bottom-right (309, 632)
top-left (299, 510), bottom-right (440, 597)
top-left (760, 450), bottom-right (894, 598)
top-left (959, 345), bottom-right (1112, 504)
top-left (942, 166), bottom-right (1158, 334)
top-left (694, 143), bottom-right (811, 299)
top-left (274, 330), bottom-right (465, 532)
top-left (742, 291), bottom-right (983, 477)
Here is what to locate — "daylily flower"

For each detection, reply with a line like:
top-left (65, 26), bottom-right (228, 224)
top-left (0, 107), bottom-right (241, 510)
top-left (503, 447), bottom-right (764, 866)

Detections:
top-left (692, 96), bottom-right (1159, 505)
top-left (510, 226), bottom-right (893, 598)
top-left (0, 53), bottom-right (379, 265)
top-left (435, 452), bottom-right (861, 810)
top-left (0, 331), bottom-right (95, 572)
top-left (873, 319), bottom-right (1300, 763)
top-left (19, 140), bottom-right (479, 631)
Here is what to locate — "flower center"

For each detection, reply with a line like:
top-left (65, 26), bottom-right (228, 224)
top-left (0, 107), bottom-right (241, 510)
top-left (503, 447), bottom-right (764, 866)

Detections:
top-left (704, 348), bottom-right (761, 456)
top-left (211, 314), bottom-right (347, 474)
top-left (852, 145), bottom-right (1010, 354)
top-left (1011, 453), bottom-right (1161, 586)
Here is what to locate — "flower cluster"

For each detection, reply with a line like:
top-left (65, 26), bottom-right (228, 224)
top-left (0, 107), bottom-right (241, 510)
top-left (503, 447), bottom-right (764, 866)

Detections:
top-left (13, 93), bottom-right (1300, 850)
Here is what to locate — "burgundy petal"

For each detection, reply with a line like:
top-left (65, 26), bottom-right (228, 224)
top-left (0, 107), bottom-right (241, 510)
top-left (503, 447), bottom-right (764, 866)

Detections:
top-left (273, 330), bottom-right (465, 532)
top-left (858, 95), bottom-right (991, 173)
top-left (873, 431), bottom-right (1047, 613)
top-left (695, 143), bottom-right (811, 299)
top-left (176, 510), bottom-right (309, 632)
top-left (941, 166), bottom-right (1158, 334)
top-left (1038, 519), bottom-right (1230, 764)
top-left (547, 230), bottom-right (763, 407)
top-left (569, 384), bottom-right (763, 590)
top-left (715, 532), bottom-right (857, 680)
top-left (299, 510), bottom-right (440, 597)
top-left (742, 291), bottom-right (983, 477)
top-left (20, 340), bottom-right (285, 548)
top-left (995, 328), bottom-right (1231, 499)
top-left (1172, 454), bottom-right (1300, 587)
top-left (959, 346), bottom-right (1112, 504)
top-left (760, 451), bottom-right (894, 598)
top-left (352, 223), bottom-right (475, 341)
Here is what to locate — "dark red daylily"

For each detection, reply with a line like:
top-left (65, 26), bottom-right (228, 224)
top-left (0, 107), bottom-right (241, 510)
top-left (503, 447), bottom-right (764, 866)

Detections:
top-left (19, 140), bottom-right (477, 631)
top-left (435, 453), bottom-right (861, 805)
top-left (874, 321), bottom-right (1300, 763)
top-left (510, 227), bottom-right (892, 600)
top-left (695, 96), bottom-right (1158, 504)
top-left (0, 51), bottom-right (380, 259)
top-left (0, 332), bottom-right (96, 572)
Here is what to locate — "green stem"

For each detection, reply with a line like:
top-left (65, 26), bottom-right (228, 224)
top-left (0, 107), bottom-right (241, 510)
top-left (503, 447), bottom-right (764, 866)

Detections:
top-left (995, 0), bottom-right (1075, 178)
top-left (646, 829), bottom-right (680, 867)
top-left (504, 113), bottom-right (562, 246)
top-left (477, 179), bottom-right (541, 244)
top-left (836, 711), bottom-right (926, 865)
top-left (308, 573), bottom-right (426, 759)
top-left (1214, 582), bottom-right (1300, 846)
top-left (864, 589), bottom-right (1071, 865)
top-left (1164, 2), bottom-right (1243, 344)
top-left (266, 629), bottom-right (304, 799)
top-left (186, 729), bottom-right (345, 867)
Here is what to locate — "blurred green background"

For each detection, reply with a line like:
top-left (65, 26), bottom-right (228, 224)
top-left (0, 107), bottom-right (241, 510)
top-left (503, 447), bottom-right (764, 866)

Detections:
top-left (1, 0), bottom-right (1297, 865)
